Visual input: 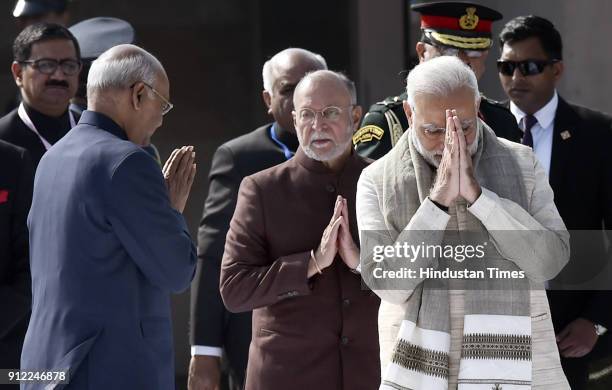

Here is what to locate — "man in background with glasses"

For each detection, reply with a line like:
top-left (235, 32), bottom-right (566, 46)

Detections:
top-left (354, 1), bottom-right (522, 160)
top-left (499, 15), bottom-right (612, 390)
top-left (0, 22), bottom-right (81, 169)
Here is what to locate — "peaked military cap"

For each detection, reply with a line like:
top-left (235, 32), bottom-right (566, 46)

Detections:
top-left (13, 0), bottom-right (68, 18)
top-left (411, 1), bottom-right (503, 50)
top-left (69, 17), bottom-right (135, 60)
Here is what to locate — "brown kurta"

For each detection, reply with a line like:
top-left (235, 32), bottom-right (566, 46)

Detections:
top-left (221, 148), bottom-right (380, 390)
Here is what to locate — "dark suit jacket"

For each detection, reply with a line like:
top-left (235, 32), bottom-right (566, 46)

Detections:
top-left (0, 108), bottom-right (77, 170)
top-left (21, 111), bottom-right (197, 389)
top-left (220, 149), bottom-right (380, 390)
top-left (190, 123), bottom-right (295, 383)
top-left (0, 140), bottom-right (33, 372)
top-left (544, 97), bottom-right (612, 349)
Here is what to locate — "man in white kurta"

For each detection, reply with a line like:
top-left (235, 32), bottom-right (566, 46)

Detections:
top-left (356, 56), bottom-right (570, 389)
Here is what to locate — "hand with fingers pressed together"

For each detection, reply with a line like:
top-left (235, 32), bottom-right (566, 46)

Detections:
top-left (429, 109), bottom-right (481, 208)
top-left (308, 195), bottom-right (360, 277)
top-left (162, 145), bottom-right (197, 213)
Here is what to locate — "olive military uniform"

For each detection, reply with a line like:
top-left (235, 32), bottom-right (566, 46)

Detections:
top-left (354, 91), bottom-right (522, 159)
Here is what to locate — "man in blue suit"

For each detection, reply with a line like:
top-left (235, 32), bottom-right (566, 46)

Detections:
top-left (21, 44), bottom-right (197, 389)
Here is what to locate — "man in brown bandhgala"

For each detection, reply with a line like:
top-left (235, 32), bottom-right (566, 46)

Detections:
top-left (220, 70), bottom-right (380, 390)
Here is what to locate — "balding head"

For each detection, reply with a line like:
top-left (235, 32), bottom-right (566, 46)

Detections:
top-left (262, 48), bottom-right (326, 95)
top-left (294, 70), bottom-right (356, 108)
top-left (87, 44), bottom-right (170, 146)
top-left (261, 48), bottom-right (327, 133)
top-left (87, 44), bottom-right (165, 99)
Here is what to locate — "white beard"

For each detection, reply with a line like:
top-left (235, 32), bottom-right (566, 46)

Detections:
top-left (299, 126), bottom-right (353, 162)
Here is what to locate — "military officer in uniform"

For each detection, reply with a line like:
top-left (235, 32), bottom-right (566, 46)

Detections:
top-left (355, 1), bottom-right (522, 159)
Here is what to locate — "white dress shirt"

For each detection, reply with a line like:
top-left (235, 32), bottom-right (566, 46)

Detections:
top-left (509, 91), bottom-right (558, 176)
top-left (191, 345), bottom-right (223, 357)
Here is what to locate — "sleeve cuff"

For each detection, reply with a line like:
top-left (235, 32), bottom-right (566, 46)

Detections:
top-left (191, 345), bottom-right (224, 357)
top-left (274, 251), bottom-right (312, 300)
top-left (467, 187), bottom-right (498, 223)
top-left (404, 197), bottom-right (451, 231)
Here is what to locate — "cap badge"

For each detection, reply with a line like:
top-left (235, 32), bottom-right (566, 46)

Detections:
top-left (459, 7), bottom-right (479, 30)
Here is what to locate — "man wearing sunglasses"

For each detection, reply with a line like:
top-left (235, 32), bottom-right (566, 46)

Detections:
top-left (0, 22), bottom-right (81, 169)
top-left (354, 1), bottom-right (522, 160)
top-left (499, 15), bottom-right (612, 390)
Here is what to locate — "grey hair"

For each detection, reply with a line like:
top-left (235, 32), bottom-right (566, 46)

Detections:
top-left (294, 70), bottom-right (357, 105)
top-left (87, 44), bottom-right (164, 96)
top-left (262, 48), bottom-right (327, 95)
top-left (406, 56), bottom-right (479, 109)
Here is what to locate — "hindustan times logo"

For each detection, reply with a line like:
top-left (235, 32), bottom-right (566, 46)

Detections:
top-left (372, 242), bottom-right (487, 263)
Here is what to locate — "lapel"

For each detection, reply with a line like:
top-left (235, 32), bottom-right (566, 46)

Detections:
top-left (549, 97), bottom-right (577, 192)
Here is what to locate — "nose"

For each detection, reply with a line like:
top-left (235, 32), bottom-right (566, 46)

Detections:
top-left (312, 112), bottom-right (325, 131)
top-left (50, 65), bottom-right (68, 80)
top-left (512, 66), bottom-right (524, 81)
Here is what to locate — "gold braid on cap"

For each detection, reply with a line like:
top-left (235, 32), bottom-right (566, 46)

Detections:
top-left (431, 31), bottom-right (491, 50)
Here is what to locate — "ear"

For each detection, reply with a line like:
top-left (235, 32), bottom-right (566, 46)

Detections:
top-left (351, 105), bottom-right (363, 128)
top-left (552, 60), bottom-right (564, 83)
top-left (403, 100), bottom-right (414, 127)
top-left (292, 109), bottom-right (298, 129)
top-left (131, 82), bottom-right (146, 111)
top-left (476, 95), bottom-right (482, 113)
top-left (415, 42), bottom-right (427, 63)
top-left (11, 61), bottom-right (24, 87)
top-left (262, 90), bottom-right (273, 115)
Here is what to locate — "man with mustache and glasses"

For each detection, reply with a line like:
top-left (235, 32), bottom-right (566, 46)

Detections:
top-left (354, 1), bottom-right (522, 160)
top-left (499, 15), bottom-right (612, 390)
top-left (220, 70), bottom-right (380, 390)
top-left (0, 22), bottom-right (81, 169)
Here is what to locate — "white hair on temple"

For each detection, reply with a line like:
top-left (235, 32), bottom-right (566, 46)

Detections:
top-left (87, 44), bottom-right (164, 96)
top-left (406, 56), bottom-right (480, 109)
top-left (262, 48), bottom-right (327, 95)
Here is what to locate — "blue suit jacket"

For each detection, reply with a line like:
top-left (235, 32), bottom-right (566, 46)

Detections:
top-left (21, 111), bottom-right (197, 389)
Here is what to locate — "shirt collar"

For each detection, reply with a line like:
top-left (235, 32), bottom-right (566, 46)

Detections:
top-left (77, 110), bottom-right (128, 141)
top-left (509, 91), bottom-right (558, 130)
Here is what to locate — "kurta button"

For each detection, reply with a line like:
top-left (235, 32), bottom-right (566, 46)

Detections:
top-left (326, 184), bottom-right (336, 193)
top-left (343, 299), bottom-right (350, 307)
top-left (341, 336), bottom-right (349, 345)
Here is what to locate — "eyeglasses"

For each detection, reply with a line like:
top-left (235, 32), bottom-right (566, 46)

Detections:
top-left (20, 58), bottom-right (82, 76)
top-left (433, 44), bottom-right (484, 59)
top-left (140, 82), bottom-right (174, 116)
top-left (419, 120), bottom-right (476, 140)
top-left (497, 59), bottom-right (559, 76)
top-left (295, 105), bottom-right (353, 126)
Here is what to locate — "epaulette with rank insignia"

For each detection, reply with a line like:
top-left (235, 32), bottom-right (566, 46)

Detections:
top-left (353, 93), bottom-right (408, 149)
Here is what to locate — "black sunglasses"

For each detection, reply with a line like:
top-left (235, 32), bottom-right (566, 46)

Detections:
top-left (496, 59), bottom-right (559, 76)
